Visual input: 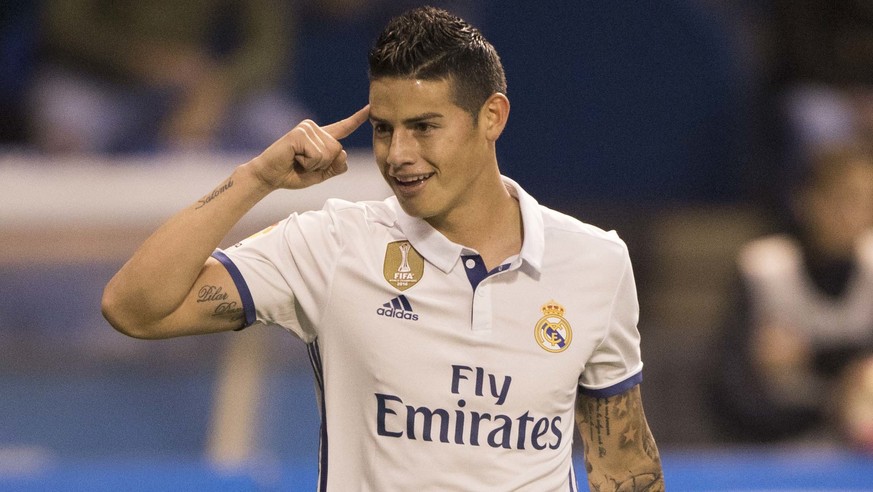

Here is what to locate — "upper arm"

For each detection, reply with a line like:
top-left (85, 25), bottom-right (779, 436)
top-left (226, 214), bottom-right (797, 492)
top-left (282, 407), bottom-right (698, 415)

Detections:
top-left (120, 257), bottom-right (247, 339)
top-left (575, 385), bottom-right (664, 491)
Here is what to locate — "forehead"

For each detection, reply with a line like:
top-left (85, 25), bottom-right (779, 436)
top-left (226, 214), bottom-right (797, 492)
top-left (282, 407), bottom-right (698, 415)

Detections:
top-left (368, 77), bottom-right (463, 119)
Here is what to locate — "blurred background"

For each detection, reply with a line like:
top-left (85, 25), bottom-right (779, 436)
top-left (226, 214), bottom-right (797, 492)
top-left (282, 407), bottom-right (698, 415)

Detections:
top-left (3, 0), bottom-right (873, 490)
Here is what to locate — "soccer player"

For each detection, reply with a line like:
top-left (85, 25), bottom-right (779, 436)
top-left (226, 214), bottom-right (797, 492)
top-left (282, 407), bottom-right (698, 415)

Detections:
top-left (102, 7), bottom-right (664, 491)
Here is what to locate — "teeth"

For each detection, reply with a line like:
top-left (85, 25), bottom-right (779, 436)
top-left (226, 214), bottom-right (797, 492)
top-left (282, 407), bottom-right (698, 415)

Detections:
top-left (396, 174), bottom-right (431, 183)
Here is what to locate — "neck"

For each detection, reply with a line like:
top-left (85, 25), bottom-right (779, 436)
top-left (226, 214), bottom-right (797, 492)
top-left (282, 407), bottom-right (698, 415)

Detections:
top-left (427, 176), bottom-right (523, 271)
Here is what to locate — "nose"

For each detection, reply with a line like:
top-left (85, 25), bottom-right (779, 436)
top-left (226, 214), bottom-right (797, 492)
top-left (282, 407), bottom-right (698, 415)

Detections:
top-left (387, 130), bottom-right (416, 167)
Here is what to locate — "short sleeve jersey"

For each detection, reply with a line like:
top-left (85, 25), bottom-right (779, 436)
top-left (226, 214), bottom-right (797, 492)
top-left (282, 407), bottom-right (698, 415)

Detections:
top-left (214, 177), bottom-right (643, 492)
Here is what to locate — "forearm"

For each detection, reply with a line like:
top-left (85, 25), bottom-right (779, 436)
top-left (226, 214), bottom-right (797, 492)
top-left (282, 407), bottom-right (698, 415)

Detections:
top-left (102, 106), bottom-right (368, 338)
top-left (576, 387), bottom-right (664, 491)
top-left (102, 161), bottom-right (270, 335)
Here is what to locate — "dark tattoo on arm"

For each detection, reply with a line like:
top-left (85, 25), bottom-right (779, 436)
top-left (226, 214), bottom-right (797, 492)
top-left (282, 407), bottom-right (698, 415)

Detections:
top-left (582, 396), bottom-right (610, 459)
top-left (212, 301), bottom-right (244, 321)
top-left (197, 285), bottom-right (229, 303)
top-left (196, 285), bottom-right (244, 322)
top-left (577, 390), bottom-right (664, 491)
top-left (195, 177), bottom-right (234, 209)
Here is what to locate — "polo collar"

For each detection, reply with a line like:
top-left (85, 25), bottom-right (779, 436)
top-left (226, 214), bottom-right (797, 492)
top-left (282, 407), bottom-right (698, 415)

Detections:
top-left (387, 176), bottom-right (545, 274)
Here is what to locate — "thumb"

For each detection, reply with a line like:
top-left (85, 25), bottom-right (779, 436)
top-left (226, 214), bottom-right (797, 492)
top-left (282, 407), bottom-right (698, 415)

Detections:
top-left (323, 105), bottom-right (370, 140)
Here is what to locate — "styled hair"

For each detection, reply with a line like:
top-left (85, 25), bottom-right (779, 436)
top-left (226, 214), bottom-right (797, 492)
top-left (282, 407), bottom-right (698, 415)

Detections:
top-left (368, 6), bottom-right (507, 119)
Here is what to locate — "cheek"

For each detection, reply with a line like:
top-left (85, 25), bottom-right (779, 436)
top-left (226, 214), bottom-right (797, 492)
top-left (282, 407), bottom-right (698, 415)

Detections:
top-left (430, 132), bottom-right (474, 162)
top-left (372, 140), bottom-right (389, 162)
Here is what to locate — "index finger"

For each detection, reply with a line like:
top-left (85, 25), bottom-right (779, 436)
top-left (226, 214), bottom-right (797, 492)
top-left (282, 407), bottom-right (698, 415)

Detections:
top-left (323, 105), bottom-right (370, 140)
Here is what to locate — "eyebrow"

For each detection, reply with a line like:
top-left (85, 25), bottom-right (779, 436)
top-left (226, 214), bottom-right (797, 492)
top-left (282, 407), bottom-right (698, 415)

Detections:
top-left (369, 112), bottom-right (444, 125)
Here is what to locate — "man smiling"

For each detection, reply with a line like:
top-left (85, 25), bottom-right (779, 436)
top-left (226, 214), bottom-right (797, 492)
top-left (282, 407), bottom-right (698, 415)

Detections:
top-left (102, 7), bottom-right (663, 491)
top-left (369, 76), bottom-right (520, 269)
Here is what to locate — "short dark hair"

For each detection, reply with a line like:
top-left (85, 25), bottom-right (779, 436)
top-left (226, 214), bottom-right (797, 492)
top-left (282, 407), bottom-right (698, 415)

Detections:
top-left (368, 6), bottom-right (507, 119)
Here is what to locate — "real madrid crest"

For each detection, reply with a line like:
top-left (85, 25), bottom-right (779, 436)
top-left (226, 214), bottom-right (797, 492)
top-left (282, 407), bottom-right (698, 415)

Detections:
top-left (535, 300), bottom-right (573, 353)
top-left (383, 241), bottom-right (424, 291)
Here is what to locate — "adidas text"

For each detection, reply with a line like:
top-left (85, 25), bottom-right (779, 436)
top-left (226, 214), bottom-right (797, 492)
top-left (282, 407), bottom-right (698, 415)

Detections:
top-left (376, 307), bottom-right (419, 321)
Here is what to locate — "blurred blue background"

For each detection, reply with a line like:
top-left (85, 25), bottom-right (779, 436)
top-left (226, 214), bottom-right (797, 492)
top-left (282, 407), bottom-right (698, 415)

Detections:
top-left (3, 0), bottom-right (873, 490)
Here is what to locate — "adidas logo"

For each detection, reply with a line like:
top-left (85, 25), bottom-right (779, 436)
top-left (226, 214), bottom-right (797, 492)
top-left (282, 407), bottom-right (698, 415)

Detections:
top-left (376, 295), bottom-right (419, 321)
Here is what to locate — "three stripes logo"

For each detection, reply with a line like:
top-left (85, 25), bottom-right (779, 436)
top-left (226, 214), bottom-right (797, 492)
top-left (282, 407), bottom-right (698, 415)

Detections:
top-left (376, 295), bottom-right (419, 321)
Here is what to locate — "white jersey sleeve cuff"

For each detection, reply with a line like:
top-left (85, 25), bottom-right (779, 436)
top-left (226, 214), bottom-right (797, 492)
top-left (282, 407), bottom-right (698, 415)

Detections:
top-left (579, 370), bottom-right (642, 398)
top-left (212, 250), bottom-right (257, 329)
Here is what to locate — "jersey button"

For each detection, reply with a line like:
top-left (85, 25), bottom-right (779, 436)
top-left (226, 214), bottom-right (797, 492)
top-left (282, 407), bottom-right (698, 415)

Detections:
top-left (465, 258), bottom-right (476, 269)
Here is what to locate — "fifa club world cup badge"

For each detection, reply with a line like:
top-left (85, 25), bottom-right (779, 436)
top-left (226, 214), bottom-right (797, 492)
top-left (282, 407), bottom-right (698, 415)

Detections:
top-left (535, 301), bottom-right (573, 353)
top-left (383, 241), bottom-right (424, 291)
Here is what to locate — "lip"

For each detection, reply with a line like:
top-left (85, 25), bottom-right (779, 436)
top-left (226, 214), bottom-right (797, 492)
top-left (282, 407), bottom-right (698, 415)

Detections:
top-left (390, 172), bottom-right (434, 195)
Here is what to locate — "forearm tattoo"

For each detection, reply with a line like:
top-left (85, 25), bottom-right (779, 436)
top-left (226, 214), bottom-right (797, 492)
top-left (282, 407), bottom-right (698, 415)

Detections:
top-left (577, 391), bottom-right (664, 491)
top-left (196, 177), bottom-right (234, 209)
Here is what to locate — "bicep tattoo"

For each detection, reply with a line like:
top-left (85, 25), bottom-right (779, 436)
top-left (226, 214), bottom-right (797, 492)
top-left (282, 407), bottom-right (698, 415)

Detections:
top-left (196, 284), bottom-right (245, 323)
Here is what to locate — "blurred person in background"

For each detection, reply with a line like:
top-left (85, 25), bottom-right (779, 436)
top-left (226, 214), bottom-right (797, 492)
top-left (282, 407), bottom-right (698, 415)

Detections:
top-left (835, 355), bottom-right (873, 453)
top-left (764, 0), bottom-right (873, 211)
top-left (27, 0), bottom-right (306, 154)
top-left (710, 143), bottom-right (873, 446)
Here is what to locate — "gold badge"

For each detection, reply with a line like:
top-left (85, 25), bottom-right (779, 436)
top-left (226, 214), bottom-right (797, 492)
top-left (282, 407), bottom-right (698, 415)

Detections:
top-left (383, 241), bottom-right (424, 291)
top-left (233, 222), bottom-right (279, 248)
top-left (535, 301), bottom-right (573, 353)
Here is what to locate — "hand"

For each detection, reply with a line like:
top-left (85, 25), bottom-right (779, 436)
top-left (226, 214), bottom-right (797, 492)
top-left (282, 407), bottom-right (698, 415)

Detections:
top-left (250, 106), bottom-right (370, 190)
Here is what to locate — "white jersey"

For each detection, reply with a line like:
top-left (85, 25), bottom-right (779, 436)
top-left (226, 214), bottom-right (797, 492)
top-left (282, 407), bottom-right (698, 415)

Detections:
top-left (214, 177), bottom-right (643, 491)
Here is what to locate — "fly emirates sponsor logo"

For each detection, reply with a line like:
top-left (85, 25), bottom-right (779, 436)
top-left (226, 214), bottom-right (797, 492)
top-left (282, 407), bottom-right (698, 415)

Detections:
top-left (375, 365), bottom-right (563, 450)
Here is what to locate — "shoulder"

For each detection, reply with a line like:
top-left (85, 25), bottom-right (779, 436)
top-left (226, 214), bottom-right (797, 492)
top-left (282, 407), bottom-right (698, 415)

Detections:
top-left (507, 176), bottom-right (628, 260)
top-left (321, 198), bottom-right (395, 221)
top-left (262, 198), bottom-right (398, 249)
top-left (302, 198), bottom-right (398, 231)
top-left (540, 206), bottom-right (629, 258)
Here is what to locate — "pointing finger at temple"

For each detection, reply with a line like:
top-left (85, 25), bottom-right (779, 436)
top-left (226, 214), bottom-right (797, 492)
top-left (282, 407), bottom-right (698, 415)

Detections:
top-left (323, 105), bottom-right (370, 140)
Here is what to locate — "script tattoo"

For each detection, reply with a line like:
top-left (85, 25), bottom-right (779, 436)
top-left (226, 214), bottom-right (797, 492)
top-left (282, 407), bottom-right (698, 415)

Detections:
top-left (196, 283), bottom-right (244, 322)
top-left (585, 396), bottom-right (610, 459)
top-left (212, 301), bottom-right (244, 321)
top-left (196, 177), bottom-right (234, 209)
top-left (197, 285), bottom-right (228, 303)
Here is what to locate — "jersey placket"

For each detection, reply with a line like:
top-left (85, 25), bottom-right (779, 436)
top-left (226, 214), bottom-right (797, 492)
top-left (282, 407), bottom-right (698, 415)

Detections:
top-left (462, 254), bottom-right (511, 331)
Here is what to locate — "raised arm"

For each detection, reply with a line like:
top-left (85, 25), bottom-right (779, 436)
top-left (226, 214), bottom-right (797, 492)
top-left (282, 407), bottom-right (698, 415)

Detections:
top-left (575, 385), bottom-right (664, 491)
top-left (101, 106), bottom-right (370, 339)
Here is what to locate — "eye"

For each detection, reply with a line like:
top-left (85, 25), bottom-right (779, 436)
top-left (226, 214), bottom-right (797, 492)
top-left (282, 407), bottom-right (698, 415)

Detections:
top-left (372, 122), bottom-right (391, 137)
top-left (414, 122), bottom-right (435, 134)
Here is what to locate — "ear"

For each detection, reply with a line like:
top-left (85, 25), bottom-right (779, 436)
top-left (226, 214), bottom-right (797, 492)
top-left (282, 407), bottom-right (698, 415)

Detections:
top-left (479, 93), bottom-right (510, 142)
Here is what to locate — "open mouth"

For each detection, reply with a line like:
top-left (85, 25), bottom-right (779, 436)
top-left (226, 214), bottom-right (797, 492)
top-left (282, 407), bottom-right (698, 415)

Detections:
top-left (392, 173), bottom-right (434, 190)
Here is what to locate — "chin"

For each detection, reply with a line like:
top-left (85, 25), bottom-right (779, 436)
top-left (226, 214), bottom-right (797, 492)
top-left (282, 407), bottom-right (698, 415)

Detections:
top-left (396, 199), bottom-right (436, 220)
top-left (397, 202), bottom-right (427, 218)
